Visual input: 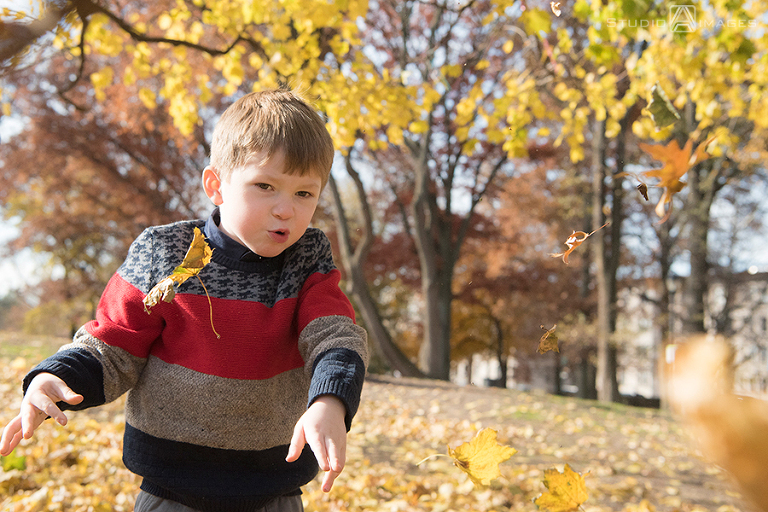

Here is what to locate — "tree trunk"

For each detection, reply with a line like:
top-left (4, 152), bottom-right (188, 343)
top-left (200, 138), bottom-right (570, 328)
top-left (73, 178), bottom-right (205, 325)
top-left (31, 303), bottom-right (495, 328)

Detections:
top-left (494, 317), bottom-right (507, 388)
top-left (410, 145), bottom-right (453, 380)
top-left (682, 161), bottom-right (710, 335)
top-left (413, 207), bottom-right (453, 380)
top-left (656, 218), bottom-right (675, 408)
top-left (577, 349), bottom-right (597, 399)
top-left (416, 270), bottom-right (452, 380)
top-left (592, 118), bottom-right (620, 402)
top-left (679, 102), bottom-right (714, 336)
top-left (552, 351), bottom-right (562, 395)
top-left (328, 171), bottom-right (424, 378)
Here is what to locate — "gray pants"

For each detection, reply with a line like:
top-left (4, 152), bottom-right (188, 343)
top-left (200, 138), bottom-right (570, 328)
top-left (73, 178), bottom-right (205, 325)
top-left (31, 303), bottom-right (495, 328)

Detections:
top-left (134, 491), bottom-right (304, 512)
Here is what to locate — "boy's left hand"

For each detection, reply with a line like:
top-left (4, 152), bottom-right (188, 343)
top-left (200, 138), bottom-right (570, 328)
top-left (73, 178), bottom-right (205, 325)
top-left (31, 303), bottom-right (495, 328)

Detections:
top-left (286, 395), bottom-right (347, 493)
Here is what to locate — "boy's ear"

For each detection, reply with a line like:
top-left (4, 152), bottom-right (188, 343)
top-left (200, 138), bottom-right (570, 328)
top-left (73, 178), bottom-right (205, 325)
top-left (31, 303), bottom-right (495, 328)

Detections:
top-left (202, 167), bottom-right (224, 205)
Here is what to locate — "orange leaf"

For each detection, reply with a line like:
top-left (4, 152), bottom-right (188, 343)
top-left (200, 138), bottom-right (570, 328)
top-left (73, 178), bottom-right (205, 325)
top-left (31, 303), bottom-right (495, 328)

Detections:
top-left (538, 324), bottom-right (559, 354)
top-left (550, 231), bottom-right (588, 265)
top-left (639, 136), bottom-right (715, 222)
top-left (550, 222), bottom-right (608, 265)
top-left (534, 464), bottom-right (589, 512)
top-left (447, 428), bottom-right (517, 486)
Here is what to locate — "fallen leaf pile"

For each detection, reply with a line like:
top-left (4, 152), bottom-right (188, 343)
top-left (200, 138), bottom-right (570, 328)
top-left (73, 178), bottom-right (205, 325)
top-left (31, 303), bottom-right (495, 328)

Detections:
top-left (0, 334), bottom-right (754, 512)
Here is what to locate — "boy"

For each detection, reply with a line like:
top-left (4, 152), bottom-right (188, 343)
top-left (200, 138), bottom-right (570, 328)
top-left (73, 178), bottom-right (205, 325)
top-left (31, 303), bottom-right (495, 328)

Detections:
top-left (0, 90), bottom-right (369, 512)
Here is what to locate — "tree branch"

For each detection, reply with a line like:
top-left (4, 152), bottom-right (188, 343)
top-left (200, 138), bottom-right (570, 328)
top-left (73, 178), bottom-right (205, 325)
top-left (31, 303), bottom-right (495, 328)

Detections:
top-left (0, 3), bottom-right (74, 66)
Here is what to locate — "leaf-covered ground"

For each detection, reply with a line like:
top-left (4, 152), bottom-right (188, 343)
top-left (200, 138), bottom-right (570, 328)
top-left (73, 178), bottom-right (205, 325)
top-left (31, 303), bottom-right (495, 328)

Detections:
top-left (0, 334), bottom-right (756, 512)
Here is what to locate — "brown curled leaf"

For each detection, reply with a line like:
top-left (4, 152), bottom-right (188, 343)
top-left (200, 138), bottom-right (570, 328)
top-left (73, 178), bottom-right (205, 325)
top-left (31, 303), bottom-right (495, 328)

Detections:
top-left (538, 324), bottom-right (559, 354)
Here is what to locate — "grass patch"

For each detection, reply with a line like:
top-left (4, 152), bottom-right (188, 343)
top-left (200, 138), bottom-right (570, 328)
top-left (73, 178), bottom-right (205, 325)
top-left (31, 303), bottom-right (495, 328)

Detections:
top-left (0, 331), bottom-right (68, 360)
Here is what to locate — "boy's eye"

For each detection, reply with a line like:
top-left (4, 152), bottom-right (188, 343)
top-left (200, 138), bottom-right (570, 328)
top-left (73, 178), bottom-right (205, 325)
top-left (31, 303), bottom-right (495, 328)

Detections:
top-left (255, 183), bottom-right (272, 190)
top-left (296, 191), bottom-right (314, 198)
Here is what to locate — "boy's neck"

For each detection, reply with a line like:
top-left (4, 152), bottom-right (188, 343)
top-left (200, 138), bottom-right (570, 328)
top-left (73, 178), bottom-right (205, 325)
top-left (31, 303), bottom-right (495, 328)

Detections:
top-left (204, 208), bottom-right (286, 266)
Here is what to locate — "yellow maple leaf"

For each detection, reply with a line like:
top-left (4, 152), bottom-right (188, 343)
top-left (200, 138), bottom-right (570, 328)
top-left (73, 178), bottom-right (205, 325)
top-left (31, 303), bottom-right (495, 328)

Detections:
top-left (175, 226), bottom-right (213, 273)
top-left (534, 464), bottom-right (589, 512)
top-left (143, 227), bottom-right (219, 338)
top-left (537, 324), bottom-right (559, 354)
top-left (447, 428), bottom-right (517, 486)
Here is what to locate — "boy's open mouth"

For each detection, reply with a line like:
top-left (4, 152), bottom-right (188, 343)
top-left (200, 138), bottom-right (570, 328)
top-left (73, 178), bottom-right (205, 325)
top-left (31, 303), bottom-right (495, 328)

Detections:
top-left (269, 229), bottom-right (290, 242)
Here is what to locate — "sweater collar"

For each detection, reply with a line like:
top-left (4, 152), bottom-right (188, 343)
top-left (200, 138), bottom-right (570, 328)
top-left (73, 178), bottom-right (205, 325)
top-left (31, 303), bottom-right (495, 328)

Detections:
top-left (203, 208), bottom-right (285, 272)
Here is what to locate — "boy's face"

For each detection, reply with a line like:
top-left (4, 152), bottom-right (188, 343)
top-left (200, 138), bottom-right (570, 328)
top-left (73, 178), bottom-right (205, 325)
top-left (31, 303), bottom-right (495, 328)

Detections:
top-left (202, 150), bottom-right (322, 258)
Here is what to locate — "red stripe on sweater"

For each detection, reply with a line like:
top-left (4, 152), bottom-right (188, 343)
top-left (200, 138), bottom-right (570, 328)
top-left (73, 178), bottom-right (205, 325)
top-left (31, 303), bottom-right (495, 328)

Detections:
top-left (86, 272), bottom-right (355, 380)
top-left (297, 270), bottom-right (356, 332)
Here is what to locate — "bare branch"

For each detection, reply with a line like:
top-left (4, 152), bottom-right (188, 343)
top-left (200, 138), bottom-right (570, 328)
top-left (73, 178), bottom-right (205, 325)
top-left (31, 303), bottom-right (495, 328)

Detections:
top-left (0, 3), bottom-right (74, 66)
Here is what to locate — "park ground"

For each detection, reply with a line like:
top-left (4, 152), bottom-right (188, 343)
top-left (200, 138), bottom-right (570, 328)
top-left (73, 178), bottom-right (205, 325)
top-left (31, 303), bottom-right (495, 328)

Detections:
top-left (0, 333), bottom-right (757, 512)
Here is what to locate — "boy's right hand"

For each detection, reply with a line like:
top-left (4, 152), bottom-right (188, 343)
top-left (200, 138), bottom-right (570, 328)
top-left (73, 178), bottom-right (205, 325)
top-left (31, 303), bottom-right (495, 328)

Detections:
top-left (0, 373), bottom-right (83, 456)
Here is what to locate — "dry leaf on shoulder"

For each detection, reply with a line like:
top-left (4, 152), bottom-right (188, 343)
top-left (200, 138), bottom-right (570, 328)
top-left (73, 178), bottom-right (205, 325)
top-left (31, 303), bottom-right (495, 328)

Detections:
top-left (143, 227), bottom-right (219, 338)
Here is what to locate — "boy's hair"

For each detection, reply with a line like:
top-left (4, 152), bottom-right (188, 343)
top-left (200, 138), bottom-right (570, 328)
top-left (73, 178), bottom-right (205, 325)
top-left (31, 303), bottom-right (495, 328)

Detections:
top-left (209, 89), bottom-right (334, 188)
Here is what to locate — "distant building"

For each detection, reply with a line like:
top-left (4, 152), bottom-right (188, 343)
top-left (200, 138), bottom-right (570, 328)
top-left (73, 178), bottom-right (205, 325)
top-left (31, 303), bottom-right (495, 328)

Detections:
top-left (704, 270), bottom-right (768, 397)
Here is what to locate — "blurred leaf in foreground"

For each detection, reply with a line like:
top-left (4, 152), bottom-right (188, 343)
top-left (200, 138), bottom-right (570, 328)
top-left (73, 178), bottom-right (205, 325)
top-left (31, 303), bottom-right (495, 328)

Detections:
top-left (1, 452), bottom-right (26, 471)
top-left (645, 83), bottom-right (680, 129)
top-left (667, 338), bottom-right (768, 512)
top-left (637, 136), bottom-right (714, 223)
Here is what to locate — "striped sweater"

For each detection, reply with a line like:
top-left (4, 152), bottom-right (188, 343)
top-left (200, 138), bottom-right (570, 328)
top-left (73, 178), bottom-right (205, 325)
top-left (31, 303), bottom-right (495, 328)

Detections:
top-left (23, 213), bottom-right (368, 512)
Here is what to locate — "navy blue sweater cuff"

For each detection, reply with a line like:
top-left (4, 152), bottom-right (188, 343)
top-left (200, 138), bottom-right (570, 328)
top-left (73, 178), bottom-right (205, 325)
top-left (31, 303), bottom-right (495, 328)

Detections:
top-left (308, 348), bottom-right (366, 431)
top-left (22, 348), bottom-right (105, 411)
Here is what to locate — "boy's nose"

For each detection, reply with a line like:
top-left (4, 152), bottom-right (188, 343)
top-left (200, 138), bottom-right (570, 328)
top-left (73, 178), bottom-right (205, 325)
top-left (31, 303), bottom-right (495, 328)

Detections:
top-left (272, 198), bottom-right (294, 219)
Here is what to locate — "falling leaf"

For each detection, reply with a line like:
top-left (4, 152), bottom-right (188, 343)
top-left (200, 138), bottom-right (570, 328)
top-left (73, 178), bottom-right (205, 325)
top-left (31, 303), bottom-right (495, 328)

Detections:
top-left (637, 182), bottom-right (649, 201)
top-left (638, 136), bottom-right (715, 222)
top-left (447, 428), bottom-right (517, 486)
top-left (645, 83), bottom-right (680, 129)
top-left (534, 464), bottom-right (589, 512)
top-left (550, 1), bottom-right (562, 16)
top-left (143, 227), bottom-right (219, 338)
top-left (143, 227), bottom-right (212, 312)
top-left (616, 170), bottom-right (650, 201)
top-left (538, 324), bottom-right (559, 354)
top-left (550, 222), bottom-right (609, 264)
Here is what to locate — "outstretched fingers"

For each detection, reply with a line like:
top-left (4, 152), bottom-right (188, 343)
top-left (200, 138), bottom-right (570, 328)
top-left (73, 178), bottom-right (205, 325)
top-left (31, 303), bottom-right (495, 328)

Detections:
top-left (320, 435), bottom-right (345, 492)
top-left (2, 373), bottom-right (84, 455)
top-left (20, 398), bottom-right (57, 439)
top-left (0, 415), bottom-right (24, 456)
